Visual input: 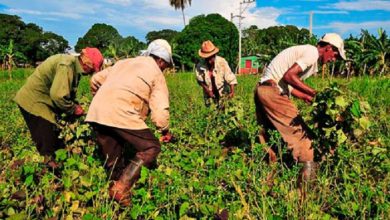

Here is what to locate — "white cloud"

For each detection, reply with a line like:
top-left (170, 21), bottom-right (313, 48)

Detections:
top-left (328, 0), bottom-right (390, 11)
top-left (91, 0), bottom-right (281, 33)
top-left (186, 0), bottom-right (281, 29)
top-left (2, 0), bottom-right (281, 32)
top-left (141, 0), bottom-right (175, 10)
top-left (315, 20), bottom-right (390, 35)
top-left (311, 10), bottom-right (348, 15)
top-left (105, 0), bottom-right (133, 6)
top-left (145, 16), bottom-right (182, 26)
top-left (242, 6), bottom-right (281, 28)
top-left (7, 8), bottom-right (83, 19)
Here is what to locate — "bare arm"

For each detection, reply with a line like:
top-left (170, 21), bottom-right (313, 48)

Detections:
top-left (199, 82), bottom-right (214, 98)
top-left (90, 65), bottom-right (113, 95)
top-left (282, 63), bottom-right (316, 98)
top-left (229, 84), bottom-right (235, 98)
top-left (291, 88), bottom-right (313, 104)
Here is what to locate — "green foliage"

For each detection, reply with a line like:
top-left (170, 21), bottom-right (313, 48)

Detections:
top-left (76, 23), bottom-right (145, 60)
top-left (145, 29), bottom-right (179, 45)
top-left (305, 83), bottom-right (371, 160)
top-left (39, 32), bottom-right (70, 60)
top-left (242, 25), bottom-right (315, 64)
top-left (335, 28), bottom-right (390, 77)
top-left (104, 36), bottom-right (146, 60)
top-left (0, 73), bottom-right (388, 219)
top-left (75, 23), bottom-right (122, 53)
top-left (145, 29), bottom-right (182, 68)
top-left (0, 13), bottom-right (70, 65)
top-left (175, 13), bottom-right (239, 70)
top-left (75, 23), bottom-right (122, 52)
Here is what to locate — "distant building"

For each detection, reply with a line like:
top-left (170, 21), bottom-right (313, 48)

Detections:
top-left (239, 56), bottom-right (260, 74)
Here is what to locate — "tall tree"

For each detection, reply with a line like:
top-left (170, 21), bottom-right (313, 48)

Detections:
top-left (118, 36), bottom-right (145, 58)
top-left (75, 23), bottom-right (122, 53)
top-left (175, 13), bottom-right (238, 70)
top-left (169, 0), bottom-right (192, 26)
top-left (38, 32), bottom-right (70, 60)
top-left (0, 13), bottom-right (69, 65)
top-left (241, 25), bottom-right (314, 65)
top-left (0, 14), bottom-right (24, 47)
top-left (19, 23), bottom-right (45, 62)
top-left (145, 29), bottom-right (179, 44)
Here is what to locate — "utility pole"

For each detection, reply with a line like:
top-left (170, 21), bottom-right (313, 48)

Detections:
top-left (231, 0), bottom-right (255, 74)
top-left (309, 11), bottom-right (313, 37)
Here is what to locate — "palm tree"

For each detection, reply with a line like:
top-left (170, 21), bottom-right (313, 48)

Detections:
top-left (169, 0), bottom-right (192, 26)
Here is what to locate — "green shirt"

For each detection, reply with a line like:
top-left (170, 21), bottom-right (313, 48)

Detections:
top-left (14, 54), bottom-right (85, 124)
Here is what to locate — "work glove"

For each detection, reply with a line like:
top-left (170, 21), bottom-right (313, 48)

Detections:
top-left (73, 104), bottom-right (85, 116)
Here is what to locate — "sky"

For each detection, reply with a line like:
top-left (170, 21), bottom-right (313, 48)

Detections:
top-left (0, 0), bottom-right (389, 49)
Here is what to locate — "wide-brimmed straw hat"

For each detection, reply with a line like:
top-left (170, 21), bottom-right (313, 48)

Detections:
top-left (198, 40), bottom-right (219, 58)
top-left (319, 33), bottom-right (346, 60)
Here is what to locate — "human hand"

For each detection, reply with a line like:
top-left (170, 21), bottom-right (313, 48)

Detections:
top-left (90, 78), bottom-right (101, 96)
top-left (228, 92), bottom-right (234, 98)
top-left (160, 131), bottom-right (173, 143)
top-left (207, 90), bottom-right (215, 98)
top-left (303, 95), bottom-right (314, 105)
top-left (309, 89), bottom-right (317, 97)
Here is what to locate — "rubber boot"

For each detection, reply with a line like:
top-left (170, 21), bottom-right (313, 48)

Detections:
top-left (109, 157), bottom-right (144, 206)
top-left (297, 161), bottom-right (318, 201)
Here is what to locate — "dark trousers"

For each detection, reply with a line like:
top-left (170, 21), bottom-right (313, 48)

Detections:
top-left (18, 106), bottom-right (63, 156)
top-left (92, 123), bottom-right (161, 180)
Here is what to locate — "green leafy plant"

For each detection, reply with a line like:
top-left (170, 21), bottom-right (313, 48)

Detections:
top-left (306, 83), bottom-right (371, 160)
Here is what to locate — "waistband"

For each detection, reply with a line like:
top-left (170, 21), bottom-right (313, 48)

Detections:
top-left (258, 79), bottom-right (277, 87)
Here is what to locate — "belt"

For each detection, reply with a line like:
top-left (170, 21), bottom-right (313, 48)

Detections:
top-left (259, 79), bottom-right (277, 87)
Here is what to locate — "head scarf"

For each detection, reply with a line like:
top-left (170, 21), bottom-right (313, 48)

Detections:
top-left (140, 39), bottom-right (173, 65)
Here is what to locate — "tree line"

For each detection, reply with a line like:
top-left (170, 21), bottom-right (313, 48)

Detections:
top-left (1, 12), bottom-right (389, 76)
top-left (0, 14), bottom-right (69, 69)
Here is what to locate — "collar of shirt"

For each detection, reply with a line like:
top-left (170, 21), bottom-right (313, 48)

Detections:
top-left (74, 56), bottom-right (85, 74)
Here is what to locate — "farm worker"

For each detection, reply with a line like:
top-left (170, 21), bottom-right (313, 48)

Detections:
top-left (14, 48), bottom-right (103, 166)
top-left (254, 33), bottom-right (346, 190)
top-left (195, 40), bottom-right (238, 106)
top-left (86, 39), bottom-right (173, 206)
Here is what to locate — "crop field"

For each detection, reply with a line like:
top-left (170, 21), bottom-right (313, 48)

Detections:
top-left (0, 69), bottom-right (389, 219)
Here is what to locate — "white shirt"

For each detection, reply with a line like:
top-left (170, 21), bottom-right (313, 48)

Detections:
top-left (260, 45), bottom-right (319, 95)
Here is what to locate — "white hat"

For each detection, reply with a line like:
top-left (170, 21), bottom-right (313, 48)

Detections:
top-left (319, 33), bottom-right (346, 60)
top-left (141, 39), bottom-right (174, 65)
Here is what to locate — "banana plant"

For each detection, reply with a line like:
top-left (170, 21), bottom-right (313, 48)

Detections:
top-left (360, 29), bottom-right (389, 76)
top-left (1, 40), bottom-right (26, 79)
top-left (104, 42), bottom-right (120, 61)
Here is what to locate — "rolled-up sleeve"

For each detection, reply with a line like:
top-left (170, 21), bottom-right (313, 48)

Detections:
top-left (50, 64), bottom-right (76, 114)
top-left (195, 63), bottom-right (206, 83)
top-left (91, 66), bottom-right (112, 93)
top-left (149, 73), bottom-right (170, 131)
top-left (222, 60), bottom-right (237, 85)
